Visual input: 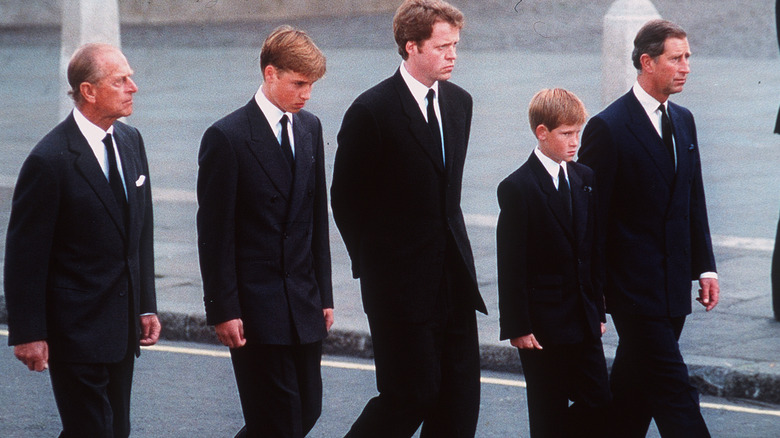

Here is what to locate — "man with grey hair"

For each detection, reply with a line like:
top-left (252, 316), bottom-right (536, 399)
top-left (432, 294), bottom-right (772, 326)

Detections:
top-left (579, 19), bottom-right (718, 437)
top-left (5, 43), bottom-right (158, 437)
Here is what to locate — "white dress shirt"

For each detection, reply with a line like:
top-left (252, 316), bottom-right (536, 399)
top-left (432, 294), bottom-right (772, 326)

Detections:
top-left (534, 147), bottom-right (568, 189)
top-left (255, 86), bottom-right (295, 158)
top-left (400, 62), bottom-right (445, 164)
top-left (632, 82), bottom-right (676, 169)
top-left (73, 107), bottom-right (127, 197)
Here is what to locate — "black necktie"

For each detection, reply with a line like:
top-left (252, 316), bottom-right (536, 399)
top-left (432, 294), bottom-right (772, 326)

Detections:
top-left (558, 165), bottom-right (572, 218)
top-left (102, 133), bottom-right (127, 212)
top-left (280, 114), bottom-right (294, 170)
top-left (659, 104), bottom-right (675, 163)
top-left (426, 89), bottom-right (443, 164)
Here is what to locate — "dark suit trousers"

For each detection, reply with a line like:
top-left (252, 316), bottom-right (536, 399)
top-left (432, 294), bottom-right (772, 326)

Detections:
top-left (609, 314), bottom-right (710, 438)
top-left (230, 341), bottom-right (323, 438)
top-left (518, 339), bottom-right (610, 438)
top-left (346, 245), bottom-right (481, 438)
top-left (49, 349), bottom-right (135, 438)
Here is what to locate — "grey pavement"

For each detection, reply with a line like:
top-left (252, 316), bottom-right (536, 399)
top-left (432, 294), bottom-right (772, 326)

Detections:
top-left (1, 1), bottom-right (780, 407)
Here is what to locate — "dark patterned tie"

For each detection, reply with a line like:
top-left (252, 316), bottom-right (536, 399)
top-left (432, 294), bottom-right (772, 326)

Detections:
top-left (102, 134), bottom-right (126, 208)
top-left (280, 114), bottom-right (294, 171)
top-left (558, 164), bottom-right (572, 219)
top-left (426, 89), bottom-right (443, 164)
top-left (659, 104), bottom-right (675, 162)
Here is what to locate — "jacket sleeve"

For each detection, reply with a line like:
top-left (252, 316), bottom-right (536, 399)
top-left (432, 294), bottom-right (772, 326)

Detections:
top-left (331, 101), bottom-right (380, 279)
top-left (136, 130), bottom-right (157, 315)
top-left (312, 116), bottom-right (334, 309)
top-left (196, 126), bottom-right (242, 325)
top-left (4, 153), bottom-right (59, 345)
top-left (496, 178), bottom-right (532, 340)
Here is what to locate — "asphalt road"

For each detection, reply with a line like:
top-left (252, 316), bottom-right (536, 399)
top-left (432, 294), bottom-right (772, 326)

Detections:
top-left (1, 330), bottom-right (778, 437)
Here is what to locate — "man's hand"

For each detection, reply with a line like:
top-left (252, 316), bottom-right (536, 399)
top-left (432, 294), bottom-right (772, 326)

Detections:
top-left (696, 277), bottom-right (720, 312)
top-left (215, 318), bottom-right (246, 349)
top-left (323, 308), bottom-right (334, 332)
top-left (14, 340), bottom-right (49, 372)
top-left (510, 333), bottom-right (543, 350)
top-left (139, 314), bottom-right (161, 346)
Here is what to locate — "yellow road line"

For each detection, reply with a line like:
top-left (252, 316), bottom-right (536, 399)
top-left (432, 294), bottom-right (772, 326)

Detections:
top-left (2, 332), bottom-right (778, 417)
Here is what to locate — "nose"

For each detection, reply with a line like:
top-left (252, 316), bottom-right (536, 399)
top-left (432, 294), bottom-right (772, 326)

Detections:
top-left (680, 57), bottom-right (690, 74)
top-left (127, 77), bottom-right (138, 93)
top-left (301, 84), bottom-right (312, 101)
top-left (447, 45), bottom-right (457, 61)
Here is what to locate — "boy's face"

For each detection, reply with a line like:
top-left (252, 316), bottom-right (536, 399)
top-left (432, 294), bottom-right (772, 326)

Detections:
top-left (263, 65), bottom-right (316, 114)
top-left (537, 123), bottom-right (582, 163)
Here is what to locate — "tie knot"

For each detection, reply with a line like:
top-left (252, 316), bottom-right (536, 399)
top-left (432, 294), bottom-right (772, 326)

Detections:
top-left (102, 133), bottom-right (113, 146)
top-left (280, 114), bottom-right (289, 127)
top-left (426, 88), bottom-right (436, 103)
top-left (658, 104), bottom-right (667, 116)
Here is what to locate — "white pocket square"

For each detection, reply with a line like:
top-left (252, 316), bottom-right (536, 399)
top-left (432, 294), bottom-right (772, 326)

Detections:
top-left (135, 175), bottom-right (146, 187)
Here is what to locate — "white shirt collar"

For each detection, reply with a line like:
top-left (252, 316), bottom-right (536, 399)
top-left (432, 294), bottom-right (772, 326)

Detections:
top-left (534, 147), bottom-right (568, 188)
top-left (632, 81), bottom-right (666, 134)
top-left (72, 107), bottom-right (123, 180)
top-left (254, 85), bottom-right (295, 154)
top-left (400, 62), bottom-right (439, 119)
top-left (255, 85), bottom-right (292, 131)
top-left (73, 106), bottom-right (114, 143)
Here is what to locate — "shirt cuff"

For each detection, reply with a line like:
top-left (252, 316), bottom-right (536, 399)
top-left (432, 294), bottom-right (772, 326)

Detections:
top-left (699, 272), bottom-right (718, 280)
top-left (139, 313), bottom-right (156, 316)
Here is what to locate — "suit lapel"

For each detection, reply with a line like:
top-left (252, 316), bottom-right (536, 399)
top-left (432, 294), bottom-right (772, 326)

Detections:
top-left (287, 113), bottom-right (314, 220)
top-left (392, 71), bottom-right (446, 173)
top-left (667, 102), bottom-right (692, 181)
top-left (439, 83), bottom-right (463, 178)
top-left (114, 125), bottom-right (140, 240)
top-left (67, 116), bottom-right (127, 238)
top-left (568, 165), bottom-right (588, 247)
top-left (245, 100), bottom-right (293, 200)
top-left (624, 92), bottom-right (675, 186)
top-left (529, 153), bottom-right (574, 241)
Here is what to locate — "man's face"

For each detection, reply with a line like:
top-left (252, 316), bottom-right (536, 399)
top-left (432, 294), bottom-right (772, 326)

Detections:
top-left (263, 66), bottom-right (315, 114)
top-left (405, 21), bottom-right (460, 87)
top-left (91, 49), bottom-right (138, 122)
top-left (537, 123), bottom-right (583, 163)
top-left (646, 37), bottom-right (691, 100)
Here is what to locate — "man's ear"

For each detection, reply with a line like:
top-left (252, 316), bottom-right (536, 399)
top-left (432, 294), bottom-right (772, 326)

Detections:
top-left (79, 82), bottom-right (96, 104)
top-left (640, 53), bottom-right (655, 73)
top-left (405, 40), bottom-right (417, 58)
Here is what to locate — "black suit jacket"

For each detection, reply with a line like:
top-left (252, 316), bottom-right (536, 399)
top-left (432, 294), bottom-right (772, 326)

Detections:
top-left (197, 99), bottom-right (332, 345)
top-left (4, 113), bottom-right (156, 363)
top-left (579, 90), bottom-right (716, 317)
top-left (497, 153), bottom-right (604, 345)
top-left (331, 70), bottom-right (486, 322)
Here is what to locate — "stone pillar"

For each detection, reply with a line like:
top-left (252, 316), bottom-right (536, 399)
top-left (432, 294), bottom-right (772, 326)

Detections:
top-left (601, 0), bottom-right (660, 105)
top-left (59, 0), bottom-right (121, 119)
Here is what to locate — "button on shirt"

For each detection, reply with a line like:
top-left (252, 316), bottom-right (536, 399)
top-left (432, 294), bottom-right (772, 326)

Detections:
top-left (255, 86), bottom-right (295, 158)
top-left (73, 107), bottom-right (127, 197)
top-left (400, 61), bottom-right (445, 165)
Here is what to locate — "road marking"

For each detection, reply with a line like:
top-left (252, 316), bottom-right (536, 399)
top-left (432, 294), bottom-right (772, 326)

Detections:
top-left (141, 343), bottom-right (780, 417)
top-left (0, 333), bottom-right (777, 417)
